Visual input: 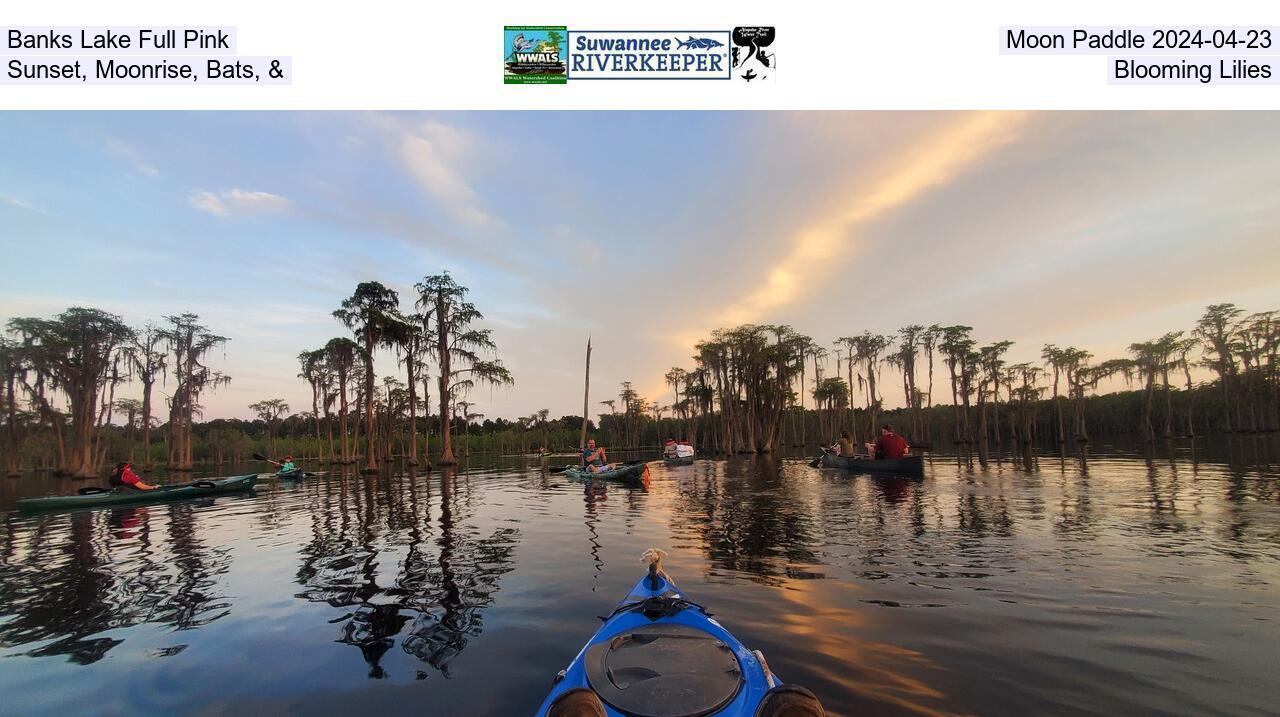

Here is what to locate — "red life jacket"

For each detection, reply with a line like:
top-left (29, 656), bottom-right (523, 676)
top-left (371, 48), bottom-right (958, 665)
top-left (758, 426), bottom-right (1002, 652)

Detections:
top-left (110, 467), bottom-right (142, 488)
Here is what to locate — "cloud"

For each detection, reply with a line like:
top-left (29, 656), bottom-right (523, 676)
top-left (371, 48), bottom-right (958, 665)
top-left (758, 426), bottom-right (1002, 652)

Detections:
top-left (189, 188), bottom-right (293, 217)
top-left (188, 190), bottom-right (228, 216)
top-left (105, 138), bottom-right (160, 177)
top-left (2, 195), bottom-right (45, 214)
top-left (549, 223), bottom-right (603, 265)
top-left (398, 120), bottom-right (499, 228)
top-left (7, 110), bottom-right (1280, 423)
top-left (717, 112), bottom-right (1031, 327)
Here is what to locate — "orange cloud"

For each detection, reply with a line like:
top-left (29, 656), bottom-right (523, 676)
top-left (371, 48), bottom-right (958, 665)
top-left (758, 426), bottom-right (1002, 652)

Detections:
top-left (720, 112), bottom-right (1031, 327)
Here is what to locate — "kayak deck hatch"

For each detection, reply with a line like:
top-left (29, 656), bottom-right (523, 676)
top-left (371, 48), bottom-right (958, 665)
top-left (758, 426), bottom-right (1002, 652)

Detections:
top-left (585, 622), bottom-right (743, 717)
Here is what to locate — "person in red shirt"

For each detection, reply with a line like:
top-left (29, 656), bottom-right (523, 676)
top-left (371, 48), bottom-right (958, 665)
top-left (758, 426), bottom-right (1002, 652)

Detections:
top-left (872, 424), bottom-right (910, 460)
top-left (110, 461), bottom-right (157, 491)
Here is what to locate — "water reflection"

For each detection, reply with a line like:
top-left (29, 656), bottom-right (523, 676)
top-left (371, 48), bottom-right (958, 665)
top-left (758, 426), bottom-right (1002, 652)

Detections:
top-left (582, 481), bottom-right (606, 586)
top-left (0, 501), bottom-right (230, 664)
top-left (294, 468), bottom-right (520, 679)
top-left (0, 439), bottom-right (1276, 716)
top-left (670, 456), bottom-right (821, 585)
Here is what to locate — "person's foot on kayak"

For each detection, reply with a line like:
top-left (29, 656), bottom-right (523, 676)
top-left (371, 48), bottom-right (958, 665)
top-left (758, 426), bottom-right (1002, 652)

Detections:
top-left (547, 687), bottom-right (606, 717)
top-left (755, 684), bottom-right (827, 717)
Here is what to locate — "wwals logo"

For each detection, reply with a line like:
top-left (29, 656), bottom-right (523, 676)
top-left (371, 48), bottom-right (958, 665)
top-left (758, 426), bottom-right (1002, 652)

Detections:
top-left (504, 26), bottom-right (567, 84)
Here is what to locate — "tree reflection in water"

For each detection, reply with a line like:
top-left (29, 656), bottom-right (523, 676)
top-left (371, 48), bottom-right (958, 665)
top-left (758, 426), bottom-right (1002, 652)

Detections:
top-left (293, 467), bottom-right (519, 679)
top-left (670, 456), bottom-right (821, 584)
top-left (0, 500), bottom-right (230, 664)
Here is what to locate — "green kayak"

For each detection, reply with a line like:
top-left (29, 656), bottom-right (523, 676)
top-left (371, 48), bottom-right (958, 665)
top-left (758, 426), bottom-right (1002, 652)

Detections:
top-left (562, 462), bottom-right (649, 484)
top-left (18, 474), bottom-right (259, 512)
top-left (819, 453), bottom-right (924, 476)
top-left (275, 469), bottom-right (326, 480)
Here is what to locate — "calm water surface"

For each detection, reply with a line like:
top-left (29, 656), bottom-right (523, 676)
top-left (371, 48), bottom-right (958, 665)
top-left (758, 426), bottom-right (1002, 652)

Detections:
top-left (1, 440), bottom-right (1278, 716)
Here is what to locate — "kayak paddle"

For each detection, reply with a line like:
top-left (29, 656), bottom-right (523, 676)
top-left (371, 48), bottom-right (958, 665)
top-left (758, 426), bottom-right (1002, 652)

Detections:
top-left (253, 452), bottom-right (284, 467)
top-left (78, 478), bottom-right (215, 495)
top-left (809, 448), bottom-right (834, 468)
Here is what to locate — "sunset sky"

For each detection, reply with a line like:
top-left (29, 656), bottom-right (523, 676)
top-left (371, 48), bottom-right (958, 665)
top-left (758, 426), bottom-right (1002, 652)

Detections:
top-left (2, 111), bottom-right (1278, 421)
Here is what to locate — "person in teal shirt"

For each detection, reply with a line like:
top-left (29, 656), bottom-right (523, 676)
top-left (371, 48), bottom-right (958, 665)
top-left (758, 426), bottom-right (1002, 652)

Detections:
top-left (277, 455), bottom-right (297, 473)
top-left (580, 439), bottom-right (615, 473)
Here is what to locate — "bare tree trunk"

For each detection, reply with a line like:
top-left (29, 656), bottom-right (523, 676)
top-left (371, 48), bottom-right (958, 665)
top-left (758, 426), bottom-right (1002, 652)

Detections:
top-left (1052, 368), bottom-right (1065, 444)
top-left (339, 372), bottom-right (351, 463)
top-left (437, 295), bottom-right (456, 465)
top-left (580, 338), bottom-right (592, 449)
top-left (1182, 364), bottom-right (1196, 437)
top-left (5, 370), bottom-right (19, 475)
top-left (140, 377), bottom-right (154, 468)
top-left (1141, 373), bottom-right (1155, 442)
top-left (421, 371), bottom-right (431, 464)
top-left (1160, 368), bottom-right (1174, 438)
top-left (361, 333), bottom-right (378, 473)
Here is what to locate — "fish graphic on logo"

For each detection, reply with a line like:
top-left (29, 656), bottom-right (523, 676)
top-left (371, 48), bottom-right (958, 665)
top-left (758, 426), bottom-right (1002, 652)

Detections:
top-left (676, 36), bottom-right (725, 50)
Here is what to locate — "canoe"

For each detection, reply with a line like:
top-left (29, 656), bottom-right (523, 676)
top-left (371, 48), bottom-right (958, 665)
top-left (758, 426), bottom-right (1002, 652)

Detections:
top-left (276, 469), bottom-right (326, 480)
top-left (18, 474), bottom-right (259, 512)
top-left (819, 453), bottom-right (923, 476)
top-left (536, 552), bottom-right (782, 716)
top-left (663, 455), bottom-right (695, 466)
top-left (562, 462), bottom-right (649, 483)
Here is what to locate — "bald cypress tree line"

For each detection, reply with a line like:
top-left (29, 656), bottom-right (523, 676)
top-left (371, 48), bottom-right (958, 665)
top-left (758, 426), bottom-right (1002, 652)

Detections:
top-left (1, 302), bottom-right (1275, 475)
top-left (659, 303), bottom-right (1278, 457)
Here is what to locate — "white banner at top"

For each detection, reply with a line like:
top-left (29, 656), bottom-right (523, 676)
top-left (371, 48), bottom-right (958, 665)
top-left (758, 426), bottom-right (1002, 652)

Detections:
top-left (1, 0), bottom-right (1278, 109)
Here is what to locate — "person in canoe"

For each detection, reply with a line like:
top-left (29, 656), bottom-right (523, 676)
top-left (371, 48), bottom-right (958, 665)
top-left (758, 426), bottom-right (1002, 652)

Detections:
top-left (872, 424), bottom-right (910, 459)
top-left (581, 439), bottom-right (617, 474)
top-left (828, 430), bottom-right (858, 458)
top-left (110, 461), bottom-right (158, 491)
top-left (662, 438), bottom-right (679, 459)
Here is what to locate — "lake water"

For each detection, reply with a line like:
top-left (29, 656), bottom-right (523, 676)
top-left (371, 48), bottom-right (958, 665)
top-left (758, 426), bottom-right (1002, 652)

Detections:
top-left (1, 440), bottom-right (1277, 716)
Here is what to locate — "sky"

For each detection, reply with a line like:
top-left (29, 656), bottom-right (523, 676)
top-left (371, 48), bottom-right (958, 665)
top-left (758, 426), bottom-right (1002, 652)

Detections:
top-left (1, 111), bottom-right (1278, 422)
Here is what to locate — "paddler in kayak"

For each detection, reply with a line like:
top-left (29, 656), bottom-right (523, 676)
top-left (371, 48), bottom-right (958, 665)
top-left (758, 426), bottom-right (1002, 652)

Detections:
top-left (662, 438), bottom-right (678, 459)
top-left (581, 439), bottom-right (618, 474)
top-left (278, 455), bottom-right (298, 473)
top-left (872, 424), bottom-right (910, 459)
top-left (110, 461), bottom-right (158, 491)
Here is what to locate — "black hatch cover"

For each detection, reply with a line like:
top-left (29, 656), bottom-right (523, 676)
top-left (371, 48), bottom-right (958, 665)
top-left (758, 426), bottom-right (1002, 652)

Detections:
top-left (584, 623), bottom-right (743, 717)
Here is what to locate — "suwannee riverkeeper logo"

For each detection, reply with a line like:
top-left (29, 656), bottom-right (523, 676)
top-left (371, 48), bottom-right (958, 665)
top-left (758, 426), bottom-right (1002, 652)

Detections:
top-left (504, 25), bottom-right (773, 83)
